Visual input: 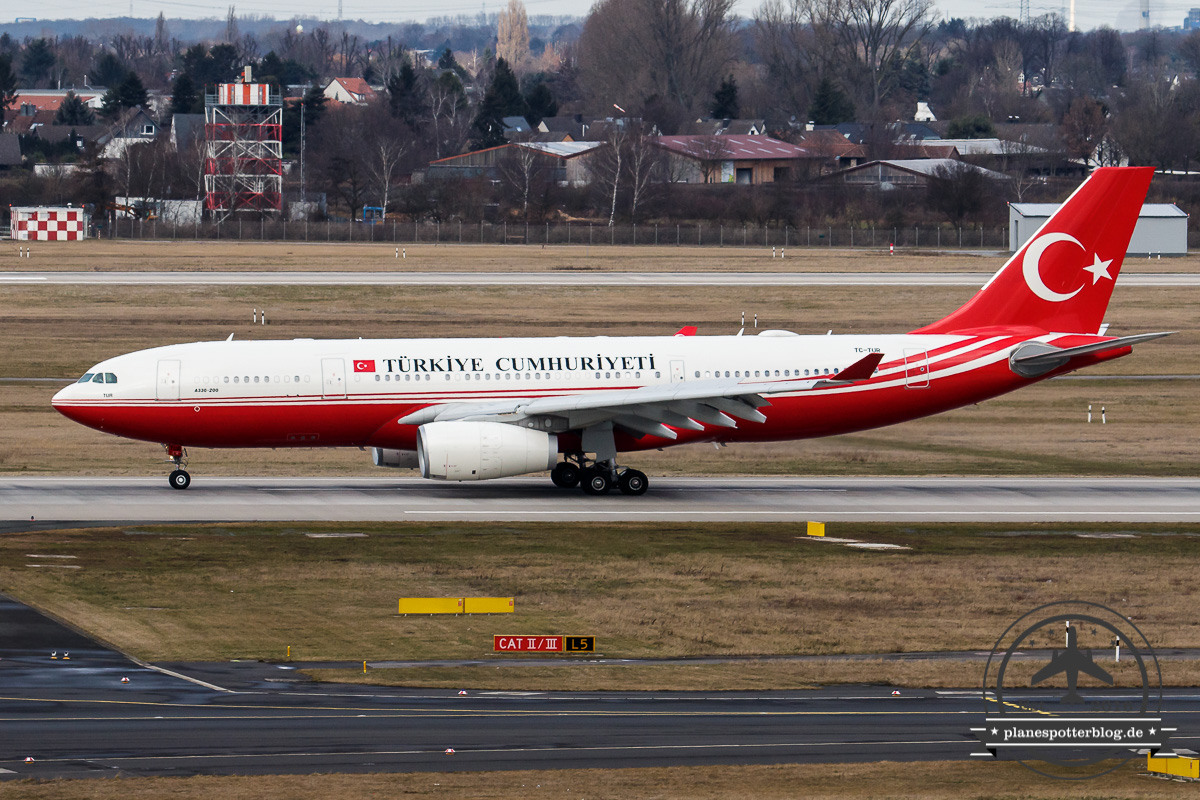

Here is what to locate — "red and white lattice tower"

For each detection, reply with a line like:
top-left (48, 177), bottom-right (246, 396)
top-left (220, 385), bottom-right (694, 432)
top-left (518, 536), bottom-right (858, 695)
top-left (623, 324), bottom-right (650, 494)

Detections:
top-left (204, 66), bottom-right (283, 220)
top-left (11, 207), bottom-right (89, 240)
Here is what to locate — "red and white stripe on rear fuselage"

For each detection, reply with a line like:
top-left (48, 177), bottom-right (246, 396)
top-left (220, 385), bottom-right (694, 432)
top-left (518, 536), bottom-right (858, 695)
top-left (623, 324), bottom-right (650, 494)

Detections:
top-left (50, 330), bottom-right (1128, 453)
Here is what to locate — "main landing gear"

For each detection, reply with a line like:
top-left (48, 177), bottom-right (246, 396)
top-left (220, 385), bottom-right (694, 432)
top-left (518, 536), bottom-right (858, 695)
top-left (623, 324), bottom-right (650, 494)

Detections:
top-left (164, 444), bottom-right (191, 490)
top-left (551, 454), bottom-right (648, 497)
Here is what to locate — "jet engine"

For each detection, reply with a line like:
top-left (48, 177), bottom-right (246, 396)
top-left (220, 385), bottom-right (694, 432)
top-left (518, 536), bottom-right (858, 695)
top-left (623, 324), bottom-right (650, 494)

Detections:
top-left (417, 421), bottom-right (558, 481)
top-left (371, 448), bottom-right (420, 469)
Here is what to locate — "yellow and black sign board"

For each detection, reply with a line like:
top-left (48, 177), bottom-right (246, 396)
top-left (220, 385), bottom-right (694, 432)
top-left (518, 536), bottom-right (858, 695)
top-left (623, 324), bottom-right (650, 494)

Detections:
top-left (564, 635), bottom-right (596, 653)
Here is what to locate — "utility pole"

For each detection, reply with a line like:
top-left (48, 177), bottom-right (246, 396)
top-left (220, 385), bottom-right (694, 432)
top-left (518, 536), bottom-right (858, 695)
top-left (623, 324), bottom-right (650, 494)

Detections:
top-left (300, 100), bottom-right (306, 204)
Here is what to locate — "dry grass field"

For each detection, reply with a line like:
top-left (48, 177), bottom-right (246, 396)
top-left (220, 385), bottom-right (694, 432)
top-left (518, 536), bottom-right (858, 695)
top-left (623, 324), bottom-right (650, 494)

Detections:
top-left (3, 760), bottom-right (1186, 800)
top-left (3, 522), bottom-right (1200, 683)
top-left (3, 237), bottom-right (1199, 273)
top-left (1, 282), bottom-right (1197, 477)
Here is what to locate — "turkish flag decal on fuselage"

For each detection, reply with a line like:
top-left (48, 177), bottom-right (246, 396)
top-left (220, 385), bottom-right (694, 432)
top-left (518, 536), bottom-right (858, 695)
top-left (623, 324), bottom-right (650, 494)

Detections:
top-left (353, 360), bottom-right (375, 372)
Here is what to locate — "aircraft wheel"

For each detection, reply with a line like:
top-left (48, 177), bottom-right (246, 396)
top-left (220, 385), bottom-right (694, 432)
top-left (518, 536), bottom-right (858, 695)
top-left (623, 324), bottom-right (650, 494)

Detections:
top-left (618, 469), bottom-right (649, 496)
top-left (168, 469), bottom-right (191, 490)
top-left (580, 468), bottom-right (612, 496)
top-left (551, 462), bottom-right (581, 488)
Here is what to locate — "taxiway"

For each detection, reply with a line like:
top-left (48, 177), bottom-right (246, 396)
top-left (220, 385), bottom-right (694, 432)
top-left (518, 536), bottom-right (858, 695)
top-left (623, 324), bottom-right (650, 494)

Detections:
top-left (4, 477), bottom-right (1200, 523)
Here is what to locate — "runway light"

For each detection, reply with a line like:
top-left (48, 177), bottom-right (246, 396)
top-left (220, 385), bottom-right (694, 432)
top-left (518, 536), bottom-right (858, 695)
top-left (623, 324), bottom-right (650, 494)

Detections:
top-left (444, 748), bottom-right (455, 754)
top-left (63, 652), bottom-right (69, 660)
top-left (50, 651), bottom-right (56, 659)
top-left (23, 757), bottom-right (33, 763)
top-left (458, 690), bottom-right (467, 695)
top-left (891, 690), bottom-right (901, 695)
top-left (121, 677), bottom-right (130, 684)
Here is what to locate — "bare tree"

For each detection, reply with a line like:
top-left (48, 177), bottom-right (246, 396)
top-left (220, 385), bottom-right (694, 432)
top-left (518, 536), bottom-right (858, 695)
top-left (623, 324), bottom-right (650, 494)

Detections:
top-left (754, 0), bottom-right (839, 117)
top-left (819, 0), bottom-right (934, 111)
top-left (497, 141), bottom-right (547, 221)
top-left (578, 0), bottom-right (737, 118)
top-left (496, 0), bottom-right (531, 72)
top-left (691, 134), bottom-right (731, 182)
top-left (428, 72), bottom-right (469, 159)
top-left (621, 122), bottom-right (660, 220)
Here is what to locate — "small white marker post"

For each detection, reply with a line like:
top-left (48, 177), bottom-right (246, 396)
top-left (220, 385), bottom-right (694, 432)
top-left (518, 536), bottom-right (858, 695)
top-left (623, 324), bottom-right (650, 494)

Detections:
top-left (253, 308), bottom-right (258, 324)
top-left (1088, 404), bottom-right (1092, 423)
top-left (772, 246), bottom-right (776, 258)
top-left (402, 248), bottom-right (406, 259)
top-left (1101, 406), bottom-right (1106, 424)
top-left (395, 247), bottom-right (399, 258)
top-left (262, 311), bottom-right (266, 326)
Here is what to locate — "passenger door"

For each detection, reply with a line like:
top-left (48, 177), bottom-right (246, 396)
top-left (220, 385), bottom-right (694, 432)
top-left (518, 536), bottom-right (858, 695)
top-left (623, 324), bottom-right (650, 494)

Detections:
top-left (321, 358), bottom-right (346, 399)
top-left (903, 349), bottom-right (929, 388)
top-left (156, 359), bottom-right (180, 401)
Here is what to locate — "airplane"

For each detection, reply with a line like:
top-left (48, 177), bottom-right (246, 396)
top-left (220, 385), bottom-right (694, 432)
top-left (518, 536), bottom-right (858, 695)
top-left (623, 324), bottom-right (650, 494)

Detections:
top-left (1029, 624), bottom-right (1114, 704)
top-left (53, 166), bottom-right (1168, 496)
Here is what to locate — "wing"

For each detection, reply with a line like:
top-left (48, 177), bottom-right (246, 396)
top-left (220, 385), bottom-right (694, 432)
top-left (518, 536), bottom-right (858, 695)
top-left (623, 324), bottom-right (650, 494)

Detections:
top-left (1076, 654), bottom-right (1114, 685)
top-left (397, 352), bottom-right (885, 440)
top-left (1029, 652), bottom-right (1065, 686)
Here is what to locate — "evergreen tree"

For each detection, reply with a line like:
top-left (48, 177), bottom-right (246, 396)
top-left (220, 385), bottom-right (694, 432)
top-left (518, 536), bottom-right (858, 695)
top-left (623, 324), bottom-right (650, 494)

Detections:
top-left (523, 82), bottom-right (557, 127)
top-left (710, 74), bottom-right (738, 119)
top-left (301, 84), bottom-right (327, 127)
top-left (0, 54), bottom-right (16, 116)
top-left (808, 77), bottom-right (855, 125)
top-left (437, 46), bottom-right (457, 70)
top-left (116, 71), bottom-right (148, 109)
top-left (92, 52), bottom-right (126, 88)
top-left (54, 90), bottom-right (95, 125)
top-left (471, 58), bottom-right (526, 149)
top-left (169, 74), bottom-right (201, 116)
top-left (387, 60), bottom-right (425, 125)
top-left (21, 38), bottom-right (55, 86)
top-left (946, 115), bottom-right (995, 139)
top-left (99, 87), bottom-right (121, 119)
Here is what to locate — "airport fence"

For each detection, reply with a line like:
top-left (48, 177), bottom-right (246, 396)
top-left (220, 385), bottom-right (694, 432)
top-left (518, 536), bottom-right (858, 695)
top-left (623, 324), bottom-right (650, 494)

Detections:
top-left (102, 217), bottom-right (1016, 251)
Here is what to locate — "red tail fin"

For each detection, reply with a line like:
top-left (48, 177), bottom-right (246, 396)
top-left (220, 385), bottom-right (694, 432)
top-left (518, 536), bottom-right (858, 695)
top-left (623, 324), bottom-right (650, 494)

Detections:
top-left (913, 167), bottom-right (1155, 335)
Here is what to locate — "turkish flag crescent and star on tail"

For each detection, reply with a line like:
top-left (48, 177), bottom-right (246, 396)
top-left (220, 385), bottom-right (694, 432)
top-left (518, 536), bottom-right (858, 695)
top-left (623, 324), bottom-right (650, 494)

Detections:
top-left (353, 360), bottom-right (375, 373)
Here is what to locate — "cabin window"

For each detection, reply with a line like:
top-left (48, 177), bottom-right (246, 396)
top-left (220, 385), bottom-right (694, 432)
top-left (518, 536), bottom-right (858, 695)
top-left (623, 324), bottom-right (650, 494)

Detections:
top-left (254, 376), bottom-right (260, 383)
top-left (77, 373), bottom-right (94, 383)
top-left (635, 372), bottom-right (641, 378)
top-left (233, 376), bottom-right (240, 383)
top-left (104, 373), bottom-right (117, 383)
top-left (655, 371), bottom-right (661, 378)
top-left (224, 377), bottom-right (230, 383)
top-left (244, 376), bottom-right (250, 383)
top-left (91, 373), bottom-right (105, 383)
top-left (784, 370), bottom-right (790, 376)
top-left (694, 371), bottom-right (700, 378)
top-left (296, 376), bottom-right (301, 382)
top-left (375, 375), bottom-right (380, 382)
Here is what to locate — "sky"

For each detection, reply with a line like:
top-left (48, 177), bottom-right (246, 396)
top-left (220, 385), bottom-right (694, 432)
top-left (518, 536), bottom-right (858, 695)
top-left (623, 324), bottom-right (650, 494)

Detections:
top-left (6, 0), bottom-right (1197, 32)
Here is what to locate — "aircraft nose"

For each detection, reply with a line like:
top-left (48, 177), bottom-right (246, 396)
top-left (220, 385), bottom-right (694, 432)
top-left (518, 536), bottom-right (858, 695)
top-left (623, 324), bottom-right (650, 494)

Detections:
top-left (51, 382), bottom-right (74, 406)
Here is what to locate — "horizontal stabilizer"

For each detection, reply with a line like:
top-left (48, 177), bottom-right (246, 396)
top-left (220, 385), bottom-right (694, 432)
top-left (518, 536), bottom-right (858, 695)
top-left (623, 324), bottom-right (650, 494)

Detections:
top-left (1010, 331), bottom-right (1172, 377)
top-left (674, 326), bottom-right (698, 336)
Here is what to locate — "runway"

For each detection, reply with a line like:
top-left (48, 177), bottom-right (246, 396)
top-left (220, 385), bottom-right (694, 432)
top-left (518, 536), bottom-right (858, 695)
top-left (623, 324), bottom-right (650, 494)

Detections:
top-left (2, 596), bottom-right (1197, 780)
top-left (5, 477), bottom-right (1200, 523)
top-left (2, 270), bottom-right (1199, 286)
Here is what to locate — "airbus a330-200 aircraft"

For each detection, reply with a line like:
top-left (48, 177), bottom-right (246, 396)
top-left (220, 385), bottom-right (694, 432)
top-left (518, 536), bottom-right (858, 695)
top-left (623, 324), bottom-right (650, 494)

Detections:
top-left (53, 166), bottom-right (1168, 496)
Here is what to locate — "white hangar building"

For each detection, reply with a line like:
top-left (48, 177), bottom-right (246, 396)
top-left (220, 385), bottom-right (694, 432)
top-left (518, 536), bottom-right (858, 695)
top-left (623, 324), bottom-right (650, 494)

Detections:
top-left (1009, 202), bottom-right (1188, 255)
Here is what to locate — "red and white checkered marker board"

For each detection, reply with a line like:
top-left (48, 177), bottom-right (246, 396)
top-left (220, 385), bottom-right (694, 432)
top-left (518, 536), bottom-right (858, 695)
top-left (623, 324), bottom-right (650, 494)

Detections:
top-left (218, 83), bottom-right (270, 105)
top-left (12, 208), bottom-right (87, 241)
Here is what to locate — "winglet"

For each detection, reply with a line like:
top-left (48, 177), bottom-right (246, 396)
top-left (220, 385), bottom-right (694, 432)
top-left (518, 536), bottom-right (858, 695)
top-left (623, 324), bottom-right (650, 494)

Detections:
top-left (674, 326), bottom-right (697, 337)
top-left (832, 352), bottom-right (884, 382)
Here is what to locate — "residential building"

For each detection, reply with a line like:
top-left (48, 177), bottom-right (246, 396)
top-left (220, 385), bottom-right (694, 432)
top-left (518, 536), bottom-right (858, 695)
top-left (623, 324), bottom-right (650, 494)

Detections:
top-left (322, 78), bottom-right (379, 105)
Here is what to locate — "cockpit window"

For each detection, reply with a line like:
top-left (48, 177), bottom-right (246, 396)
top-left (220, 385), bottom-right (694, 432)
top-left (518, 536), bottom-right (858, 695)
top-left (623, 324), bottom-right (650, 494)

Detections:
top-left (104, 373), bottom-right (117, 384)
top-left (92, 373), bottom-right (105, 383)
top-left (77, 373), bottom-right (94, 383)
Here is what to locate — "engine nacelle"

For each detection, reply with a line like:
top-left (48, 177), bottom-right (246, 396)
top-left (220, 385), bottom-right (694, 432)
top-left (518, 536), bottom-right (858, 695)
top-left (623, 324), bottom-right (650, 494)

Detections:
top-left (371, 447), bottom-right (420, 469)
top-left (417, 421), bottom-right (558, 481)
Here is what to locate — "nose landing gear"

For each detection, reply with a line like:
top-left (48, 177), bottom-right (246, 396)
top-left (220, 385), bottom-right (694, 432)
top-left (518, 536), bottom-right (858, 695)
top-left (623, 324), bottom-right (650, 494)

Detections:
top-left (164, 444), bottom-right (191, 490)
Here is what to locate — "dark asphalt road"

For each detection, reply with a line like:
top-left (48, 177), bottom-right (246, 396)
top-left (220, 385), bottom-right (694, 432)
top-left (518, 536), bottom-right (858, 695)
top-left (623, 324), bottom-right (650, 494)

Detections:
top-left (3, 596), bottom-right (1199, 780)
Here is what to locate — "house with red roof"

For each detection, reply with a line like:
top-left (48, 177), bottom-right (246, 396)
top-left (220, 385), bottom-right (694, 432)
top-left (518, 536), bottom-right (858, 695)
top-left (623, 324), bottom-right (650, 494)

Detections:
top-left (322, 78), bottom-right (379, 105)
